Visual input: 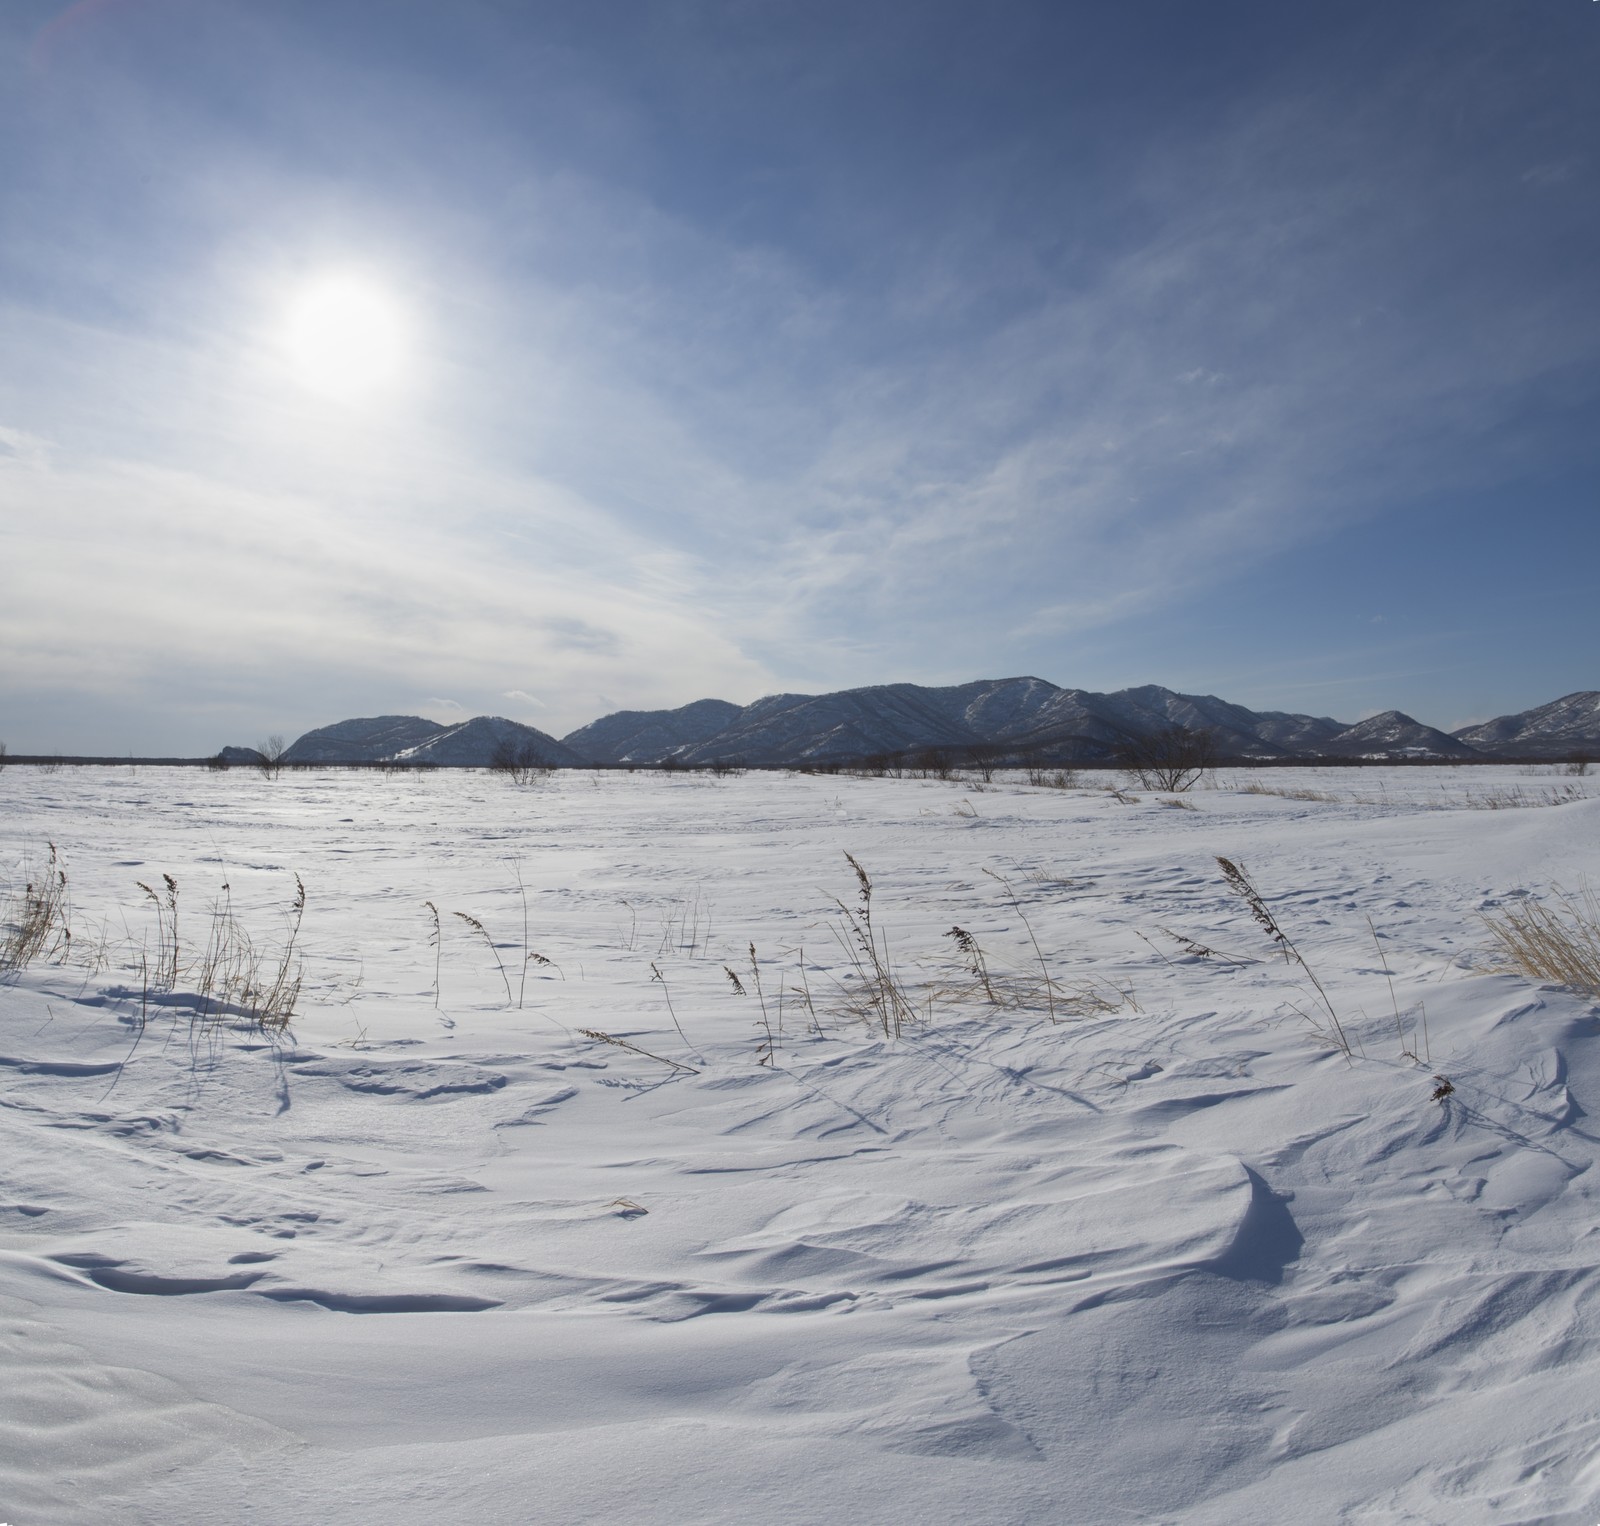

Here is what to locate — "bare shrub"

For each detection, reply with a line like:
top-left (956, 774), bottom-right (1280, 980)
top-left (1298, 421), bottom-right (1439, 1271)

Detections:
top-left (1116, 724), bottom-right (1217, 792)
top-left (490, 739), bottom-right (550, 785)
top-left (256, 735), bottom-right (287, 779)
top-left (969, 746), bottom-right (1000, 784)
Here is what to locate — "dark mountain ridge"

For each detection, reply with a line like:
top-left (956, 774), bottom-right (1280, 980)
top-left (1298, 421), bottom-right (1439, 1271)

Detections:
top-left (235, 686), bottom-right (1599, 769)
top-left (1451, 691), bottom-right (1600, 757)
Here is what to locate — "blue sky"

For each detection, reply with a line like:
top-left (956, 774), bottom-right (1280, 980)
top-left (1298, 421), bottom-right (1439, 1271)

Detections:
top-left (2, 0), bottom-right (1597, 754)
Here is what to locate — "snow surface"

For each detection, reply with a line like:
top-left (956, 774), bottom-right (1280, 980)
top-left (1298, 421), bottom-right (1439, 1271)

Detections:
top-left (2, 763), bottom-right (1599, 1523)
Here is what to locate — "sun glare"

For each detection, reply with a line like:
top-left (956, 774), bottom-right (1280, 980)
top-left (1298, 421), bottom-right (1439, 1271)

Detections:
top-left (283, 274), bottom-right (409, 401)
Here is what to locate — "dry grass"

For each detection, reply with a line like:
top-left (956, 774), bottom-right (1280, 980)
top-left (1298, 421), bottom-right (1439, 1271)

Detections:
top-left (1463, 785), bottom-right (1586, 811)
top-left (453, 911), bottom-right (514, 1006)
top-left (825, 857), bottom-right (1130, 1037)
top-left (124, 873), bottom-right (307, 1034)
top-left (1483, 885), bottom-right (1600, 999)
top-left (1238, 782), bottom-right (1342, 803)
top-left (424, 900), bottom-right (442, 1005)
top-left (0, 842), bottom-right (71, 973)
top-left (945, 925), bottom-right (998, 1004)
top-left (1217, 856), bottom-right (1351, 1056)
top-left (729, 943), bottom-right (776, 1063)
top-left (136, 874), bottom-right (180, 992)
top-left (983, 868), bottom-right (1057, 1023)
top-left (198, 876), bottom-right (305, 1033)
top-left (580, 1027), bottom-right (699, 1074)
top-left (829, 853), bottom-right (923, 1038)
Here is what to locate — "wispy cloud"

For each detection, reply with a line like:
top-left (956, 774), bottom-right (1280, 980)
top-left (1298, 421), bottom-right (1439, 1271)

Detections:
top-left (1, 3), bottom-right (1596, 748)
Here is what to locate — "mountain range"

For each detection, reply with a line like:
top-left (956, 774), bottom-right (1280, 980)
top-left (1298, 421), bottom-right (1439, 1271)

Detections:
top-left (237, 682), bottom-right (1600, 768)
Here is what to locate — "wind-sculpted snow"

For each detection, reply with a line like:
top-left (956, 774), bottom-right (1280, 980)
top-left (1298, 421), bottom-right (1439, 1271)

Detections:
top-left (2, 763), bottom-right (1599, 1522)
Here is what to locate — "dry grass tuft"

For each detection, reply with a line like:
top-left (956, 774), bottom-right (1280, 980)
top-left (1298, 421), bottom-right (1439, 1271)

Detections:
top-left (1483, 885), bottom-right (1600, 999)
top-left (0, 842), bottom-right (71, 973)
top-left (1464, 785), bottom-right (1585, 811)
top-left (944, 925), bottom-right (998, 1005)
top-left (1217, 856), bottom-right (1351, 1055)
top-left (453, 911), bottom-right (514, 1007)
top-left (181, 876), bottom-right (306, 1032)
top-left (829, 853), bottom-right (923, 1038)
top-left (136, 873), bottom-right (180, 991)
top-left (1238, 782), bottom-right (1342, 803)
top-left (124, 873), bottom-right (306, 1034)
top-left (580, 1027), bottom-right (699, 1074)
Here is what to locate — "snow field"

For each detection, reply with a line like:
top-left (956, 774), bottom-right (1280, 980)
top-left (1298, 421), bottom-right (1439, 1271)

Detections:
top-left (1, 763), bottom-right (1598, 1523)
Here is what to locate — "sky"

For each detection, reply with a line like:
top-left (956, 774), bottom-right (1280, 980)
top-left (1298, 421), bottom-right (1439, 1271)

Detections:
top-left (2, 0), bottom-right (1598, 755)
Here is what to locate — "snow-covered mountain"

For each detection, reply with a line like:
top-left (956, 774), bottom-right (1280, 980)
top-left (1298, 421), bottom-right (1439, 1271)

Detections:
top-left (1452, 691), bottom-right (1600, 757)
top-left (278, 714), bottom-right (587, 768)
top-left (257, 685), bottom-right (1599, 769)
top-left (283, 715), bottom-right (448, 764)
top-left (996, 684), bottom-right (1334, 760)
top-left (1317, 710), bottom-right (1478, 759)
top-left (563, 699), bottom-right (742, 766)
top-left (392, 716), bottom-right (587, 768)
top-left (665, 681), bottom-right (1043, 766)
top-left (560, 680), bottom-right (1435, 767)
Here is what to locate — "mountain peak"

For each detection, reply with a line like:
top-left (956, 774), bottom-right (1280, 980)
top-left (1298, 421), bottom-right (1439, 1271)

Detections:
top-left (247, 685), bottom-right (1600, 768)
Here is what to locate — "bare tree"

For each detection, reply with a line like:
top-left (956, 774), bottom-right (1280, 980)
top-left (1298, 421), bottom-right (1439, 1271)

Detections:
top-left (1115, 724), bottom-right (1217, 792)
top-left (968, 744), bottom-right (1001, 783)
top-left (256, 735), bottom-right (287, 779)
top-left (913, 747), bottom-right (954, 781)
top-left (490, 738), bottom-right (549, 785)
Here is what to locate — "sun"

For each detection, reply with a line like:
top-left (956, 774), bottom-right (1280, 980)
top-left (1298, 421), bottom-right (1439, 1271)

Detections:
top-left (283, 273), bottom-right (409, 401)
